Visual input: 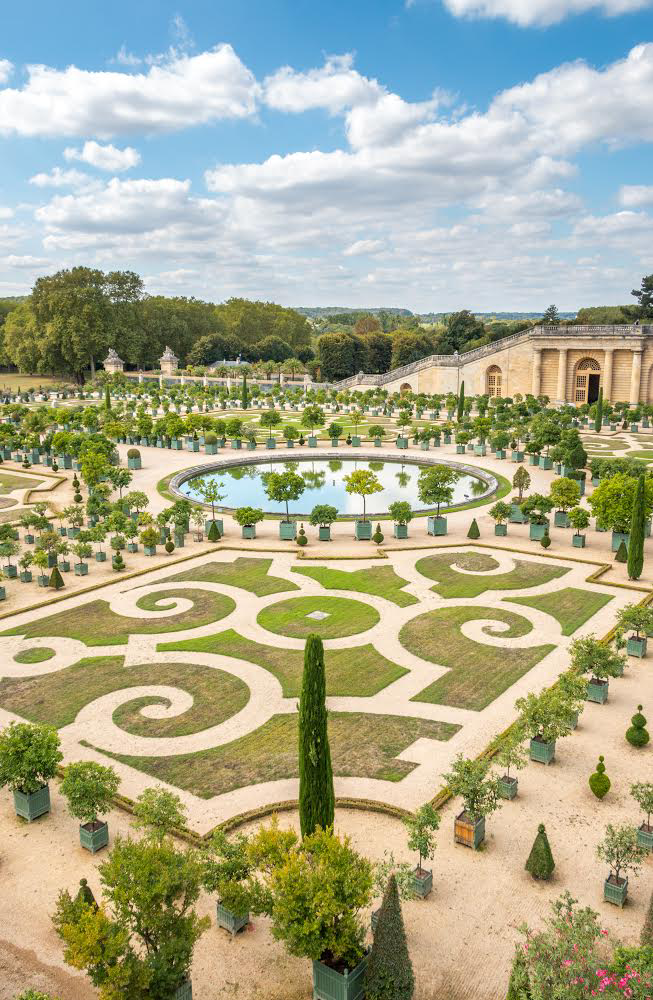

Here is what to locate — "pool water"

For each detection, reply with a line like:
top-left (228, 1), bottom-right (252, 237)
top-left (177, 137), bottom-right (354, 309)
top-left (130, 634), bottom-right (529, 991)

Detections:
top-left (179, 457), bottom-right (489, 517)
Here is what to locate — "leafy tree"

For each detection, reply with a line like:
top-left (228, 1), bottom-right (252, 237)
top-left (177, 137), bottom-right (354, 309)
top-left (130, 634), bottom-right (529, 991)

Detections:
top-left (439, 310), bottom-right (484, 353)
top-left (15, 993), bottom-right (59, 1000)
top-left (60, 761), bottom-right (120, 826)
top-left (363, 332), bottom-right (393, 374)
top-left (589, 756), bottom-right (611, 800)
top-left (259, 409), bottom-right (282, 439)
top-left (0, 721), bottom-right (62, 794)
top-left (234, 507), bottom-right (264, 527)
top-left (515, 688), bottom-right (573, 743)
top-left (568, 506), bottom-right (590, 535)
top-left (263, 470), bottom-right (305, 522)
top-left (344, 468), bottom-right (383, 522)
top-left (569, 634), bottom-right (626, 683)
top-left (512, 466), bottom-right (531, 500)
top-left (615, 602), bottom-right (653, 640)
top-left (520, 493), bottom-right (553, 524)
top-left (309, 504), bottom-right (338, 527)
top-left (390, 331), bottom-right (435, 369)
top-left (133, 788), bottom-right (188, 841)
top-left (364, 875), bottom-right (414, 1000)
top-left (53, 835), bottom-right (209, 999)
top-left (525, 824), bottom-right (555, 880)
top-left (489, 501), bottom-right (510, 525)
top-left (588, 472), bottom-right (653, 533)
top-left (388, 500), bottom-right (412, 525)
top-left (626, 706), bottom-right (650, 748)
top-left (417, 466), bottom-right (459, 514)
top-left (442, 754), bottom-right (501, 822)
top-left (317, 332), bottom-right (366, 382)
top-left (549, 477), bottom-right (580, 513)
top-left (298, 635), bottom-right (334, 838)
top-left (495, 732), bottom-right (527, 783)
top-left (301, 405), bottom-right (325, 434)
top-left (403, 803), bottom-right (440, 874)
top-left (467, 518), bottom-right (480, 538)
top-left (628, 474), bottom-right (646, 580)
top-left (631, 782), bottom-right (653, 832)
top-left (542, 304), bottom-right (560, 325)
top-left (597, 823), bottom-right (647, 884)
top-left (188, 475), bottom-right (225, 522)
top-left (628, 273), bottom-right (653, 320)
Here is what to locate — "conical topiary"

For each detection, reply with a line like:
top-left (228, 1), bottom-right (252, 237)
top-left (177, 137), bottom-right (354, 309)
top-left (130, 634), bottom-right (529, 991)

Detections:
top-left (589, 755), bottom-right (611, 799)
top-left (525, 823), bottom-right (555, 880)
top-left (48, 566), bottom-right (64, 590)
top-left (207, 520), bottom-right (221, 542)
top-left (373, 523), bottom-right (384, 544)
top-left (467, 518), bottom-right (480, 539)
top-left (364, 874), bottom-right (414, 1000)
top-left (75, 877), bottom-right (97, 910)
top-left (626, 705), bottom-right (650, 748)
top-left (615, 539), bottom-right (628, 563)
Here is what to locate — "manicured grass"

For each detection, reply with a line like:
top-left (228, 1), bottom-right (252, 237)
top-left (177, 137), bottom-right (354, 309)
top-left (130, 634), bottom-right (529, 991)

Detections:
top-left (292, 564), bottom-right (417, 607)
top-left (158, 629), bottom-right (407, 696)
top-left (415, 551), bottom-right (568, 599)
top-left (505, 587), bottom-right (613, 636)
top-left (0, 472), bottom-right (43, 493)
top-left (160, 556), bottom-right (298, 596)
top-left (3, 588), bottom-right (236, 645)
top-left (0, 655), bottom-right (249, 735)
top-left (626, 450), bottom-right (653, 462)
top-left (403, 606), bottom-right (555, 711)
top-left (0, 374), bottom-right (66, 391)
top-left (257, 595), bottom-right (379, 639)
top-left (99, 711), bottom-right (460, 796)
top-left (13, 647), bottom-right (55, 664)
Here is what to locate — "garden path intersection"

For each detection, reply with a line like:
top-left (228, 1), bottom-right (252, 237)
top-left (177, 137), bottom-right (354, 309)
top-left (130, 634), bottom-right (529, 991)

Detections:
top-left (0, 546), bottom-right (637, 834)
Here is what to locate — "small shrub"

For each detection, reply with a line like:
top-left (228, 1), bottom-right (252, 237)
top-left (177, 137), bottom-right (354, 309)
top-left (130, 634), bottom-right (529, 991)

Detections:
top-left (127, 448), bottom-right (141, 459)
top-left (615, 539), bottom-right (628, 563)
top-left (589, 755), bottom-right (611, 800)
top-left (297, 524), bottom-right (307, 547)
top-left (164, 539), bottom-right (175, 554)
top-left (49, 566), bottom-right (65, 590)
top-left (112, 552), bottom-right (125, 571)
top-left (525, 823), bottom-right (555, 880)
top-left (626, 705), bottom-right (650, 748)
top-left (207, 520), bottom-right (221, 542)
top-left (540, 533), bottom-right (551, 549)
top-left (467, 518), bottom-right (480, 539)
top-left (372, 522), bottom-right (384, 544)
top-left (74, 492), bottom-right (83, 503)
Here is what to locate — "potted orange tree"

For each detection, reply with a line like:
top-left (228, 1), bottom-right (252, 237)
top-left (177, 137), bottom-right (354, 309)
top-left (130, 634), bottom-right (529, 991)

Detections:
top-left (515, 688), bottom-right (574, 766)
top-left (631, 782), bottom-right (653, 852)
top-left (570, 634), bottom-right (626, 705)
top-left (402, 803), bottom-right (440, 897)
top-left (615, 603), bottom-right (653, 659)
top-left (443, 753), bottom-right (502, 851)
top-left (0, 721), bottom-right (62, 822)
top-left (60, 760), bottom-right (120, 853)
top-left (597, 823), bottom-right (647, 907)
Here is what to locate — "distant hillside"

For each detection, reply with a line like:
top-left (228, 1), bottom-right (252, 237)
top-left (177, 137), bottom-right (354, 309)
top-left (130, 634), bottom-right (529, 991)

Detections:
top-left (418, 311), bottom-right (576, 322)
top-left (296, 306), bottom-right (413, 319)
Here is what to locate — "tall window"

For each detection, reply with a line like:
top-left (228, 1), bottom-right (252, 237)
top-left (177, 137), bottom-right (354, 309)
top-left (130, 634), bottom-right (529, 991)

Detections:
top-left (487, 366), bottom-right (502, 397)
top-left (574, 358), bottom-right (600, 403)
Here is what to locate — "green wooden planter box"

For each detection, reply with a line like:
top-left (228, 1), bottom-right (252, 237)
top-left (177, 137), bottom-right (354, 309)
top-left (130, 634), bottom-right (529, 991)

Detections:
top-left (19, 571), bottom-right (32, 583)
top-left (494, 523), bottom-right (507, 536)
top-left (330, 439), bottom-right (340, 447)
top-left (265, 439), bottom-right (276, 449)
top-left (454, 812), bottom-right (485, 849)
top-left (498, 775), bottom-right (518, 800)
top-left (284, 439), bottom-right (295, 448)
top-left (427, 515), bottom-right (447, 536)
top-left (4, 564), bottom-right (17, 578)
top-left (13, 784), bottom-right (50, 822)
top-left (393, 523), bottom-right (408, 539)
top-left (637, 824), bottom-right (653, 851)
top-left (318, 526), bottom-right (331, 541)
top-left (308, 436), bottom-right (318, 447)
top-left (174, 532), bottom-right (185, 548)
top-left (529, 521), bottom-right (549, 541)
top-left (456, 444), bottom-right (465, 454)
top-left (572, 534), bottom-right (586, 548)
top-left (539, 456), bottom-right (553, 470)
top-left (444, 434), bottom-right (452, 444)
top-left (205, 443), bottom-right (218, 454)
top-left (631, 423), bottom-right (639, 432)
top-left (512, 450), bottom-right (524, 462)
top-left (604, 876), bottom-right (628, 907)
top-left (312, 955), bottom-right (368, 1000)
top-left (246, 440), bottom-right (256, 450)
top-left (420, 441), bottom-right (430, 451)
top-left (216, 901), bottom-right (249, 935)
top-left (530, 736), bottom-right (555, 764)
top-left (612, 531), bottom-right (629, 552)
top-left (474, 444), bottom-right (487, 456)
top-left (242, 524), bottom-right (256, 539)
top-left (373, 438), bottom-right (382, 448)
top-left (355, 520), bottom-right (372, 540)
top-left (95, 551), bottom-right (107, 562)
top-left (205, 519), bottom-right (224, 536)
top-left (509, 504), bottom-right (527, 524)
top-left (231, 439), bottom-right (242, 450)
top-left (80, 820), bottom-right (109, 853)
top-left (395, 437), bottom-right (408, 449)
top-left (144, 546), bottom-right (157, 556)
top-left (128, 457), bottom-right (141, 469)
top-left (59, 560), bottom-right (71, 573)
top-left (74, 562), bottom-right (89, 575)
top-left (627, 635), bottom-right (647, 657)
top-left (495, 449), bottom-right (506, 459)
top-left (186, 440), bottom-right (200, 453)
top-left (410, 868), bottom-right (433, 897)
top-left (175, 981), bottom-right (193, 1000)
top-left (587, 678), bottom-right (609, 704)
top-left (127, 543), bottom-right (138, 553)
top-left (554, 511), bottom-right (570, 528)
top-left (279, 521), bottom-right (297, 541)
top-left (529, 454), bottom-right (539, 466)
top-left (37, 575), bottom-right (49, 587)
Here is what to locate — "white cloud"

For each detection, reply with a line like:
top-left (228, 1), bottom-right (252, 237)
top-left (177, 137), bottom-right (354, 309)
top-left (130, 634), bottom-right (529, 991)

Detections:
top-left (2, 254), bottom-right (50, 269)
top-left (110, 45), bottom-right (142, 67)
top-left (0, 45), bottom-right (259, 138)
top-left (64, 141), bottom-right (141, 172)
top-left (29, 167), bottom-right (94, 189)
top-left (343, 239), bottom-right (385, 256)
top-left (440, 0), bottom-right (653, 27)
top-left (264, 54), bottom-right (382, 114)
top-left (0, 59), bottom-right (12, 84)
top-left (0, 206), bottom-right (13, 220)
top-left (619, 184), bottom-right (653, 207)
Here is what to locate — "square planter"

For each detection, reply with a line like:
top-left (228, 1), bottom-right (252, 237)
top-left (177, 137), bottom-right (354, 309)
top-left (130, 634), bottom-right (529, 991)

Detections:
top-left (444, 434), bottom-right (452, 444)
top-left (308, 436), bottom-right (318, 447)
top-left (410, 867), bottom-right (433, 898)
top-left (420, 441), bottom-right (430, 451)
top-left (529, 454), bottom-right (539, 466)
top-left (373, 438), bottom-right (383, 448)
top-left (205, 519), bottom-right (224, 536)
top-left (80, 820), bottom-right (109, 853)
top-left (186, 440), bottom-right (200, 453)
top-left (241, 524), bottom-right (256, 539)
top-left (19, 571), bottom-right (32, 583)
top-left (204, 443), bottom-right (218, 454)
top-left (285, 439), bottom-right (295, 448)
top-left (37, 575), bottom-right (49, 588)
top-left (456, 444), bottom-right (465, 454)
top-left (95, 551), bottom-right (107, 562)
top-left (604, 875), bottom-right (628, 907)
top-left (396, 437), bottom-right (408, 449)
top-left (4, 564), bottom-right (17, 578)
top-left (466, 442), bottom-right (474, 452)
top-left (330, 439), bottom-right (340, 447)
top-left (612, 531), bottom-right (629, 552)
top-left (637, 823), bottom-right (653, 851)
top-left (246, 441), bottom-right (257, 450)
top-left (454, 812), bottom-right (485, 850)
top-left (355, 520), bottom-right (372, 541)
top-left (127, 543), bottom-right (138, 553)
top-left (572, 534), bottom-right (586, 548)
top-left (74, 563), bottom-right (89, 575)
top-left (587, 678), bottom-right (609, 704)
top-left (13, 784), bottom-right (51, 822)
top-left (174, 533), bottom-right (185, 548)
top-left (319, 526), bottom-right (331, 541)
top-left (474, 445), bottom-right (487, 456)
top-left (67, 527), bottom-right (80, 539)
top-left (231, 440), bottom-right (242, 450)
top-left (554, 511), bottom-right (570, 528)
top-left (498, 775), bottom-right (518, 800)
top-left (393, 523), bottom-right (408, 539)
top-left (627, 635), bottom-right (647, 658)
top-left (511, 451), bottom-right (525, 462)
top-left (144, 546), bottom-right (157, 556)
top-left (265, 439), bottom-right (276, 450)
top-left (529, 736), bottom-right (556, 765)
top-left (529, 521), bottom-right (549, 541)
top-left (494, 523), bottom-right (507, 536)
top-left (279, 521), bottom-right (297, 541)
top-left (175, 981), bottom-right (192, 1000)
top-left (494, 449), bottom-right (506, 459)
top-left (539, 456), bottom-right (553, 470)
top-left (24, 533), bottom-right (35, 545)
top-left (509, 504), bottom-right (527, 524)
top-left (428, 515), bottom-right (447, 536)
top-left (216, 901), bottom-right (249, 935)
top-left (312, 955), bottom-right (368, 1000)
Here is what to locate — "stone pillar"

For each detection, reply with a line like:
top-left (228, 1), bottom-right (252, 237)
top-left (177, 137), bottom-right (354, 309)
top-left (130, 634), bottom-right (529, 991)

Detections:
top-left (226, 376), bottom-right (232, 392)
top-left (138, 373), bottom-right (143, 384)
top-left (531, 348), bottom-right (542, 397)
top-left (630, 349), bottom-right (643, 405)
top-left (159, 373), bottom-right (163, 388)
top-left (279, 372), bottom-right (285, 386)
top-left (602, 349), bottom-right (614, 401)
top-left (556, 348), bottom-right (568, 404)
top-left (203, 375), bottom-right (208, 387)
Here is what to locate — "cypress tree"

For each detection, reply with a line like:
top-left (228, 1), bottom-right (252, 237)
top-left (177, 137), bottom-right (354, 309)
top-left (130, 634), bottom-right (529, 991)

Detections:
top-left (594, 388), bottom-right (603, 433)
top-left (241, 374), bottom-right (249, 411)
top-left (364, 875), bottom-right (414, 1000)
top-left (525, 823), bottom-right (555, 880)
top-left (627, 474), bottom-right (646, 580)
top-left (48, 566), bottom-right (64, 590)
top-left (105, 384), bottom-right (111, 411)
top-left (615, 539), bottom-right (628, 563)
top-left (467, 518), bottom-right (480, 539)
top-left (298, 634), bottom-right (334, 837)
top-left (457, 381), bottom-right (465, 423)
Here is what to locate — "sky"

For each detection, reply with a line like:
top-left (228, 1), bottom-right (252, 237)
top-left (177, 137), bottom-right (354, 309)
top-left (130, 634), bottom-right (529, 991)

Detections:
top-left (1, 0), bottom-right (653, 313)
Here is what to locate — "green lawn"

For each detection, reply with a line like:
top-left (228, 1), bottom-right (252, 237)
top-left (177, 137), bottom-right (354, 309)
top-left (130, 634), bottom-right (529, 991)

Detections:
top-left (0, 472), bottom-right (45, 493)
top-left (292, 564), bottom-right (417, 607)
top-left (625, 450), bottom-right (653, 462)
top-left (157, 556), bottom-right (298, 596)
top-left (505, 587), bottom-right (613, 636)
top-left (415, 551), bottom-right (569, 598)
top-left (158, 629), bottom-right (407, 697)
top-left (402, 606), bottom-right (555, 710)
top-left (3, 588), bottom-right (236, 645)
top-left (13, 647), bottom-right (55, 664)
top-left (98, 711), bottom-right (460, 796)
top-left (0, 655), bottom-right (249, 735)
top-left (257, 595), bottom-right (379, 639)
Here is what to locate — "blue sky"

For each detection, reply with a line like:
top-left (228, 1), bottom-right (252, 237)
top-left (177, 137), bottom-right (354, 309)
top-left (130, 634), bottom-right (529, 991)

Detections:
top-left (1, 0), bottom-right (653, 311)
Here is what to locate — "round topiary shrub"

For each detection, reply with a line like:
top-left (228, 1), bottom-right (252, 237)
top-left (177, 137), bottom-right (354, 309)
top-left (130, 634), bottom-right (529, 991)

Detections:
top-left (589, 755), bottom-right (611, 799)
top-left (74, 492), bottom-right (83, 503)
top-left (205, 432), bottom-right (217, 444)
top-left (626, 705), bottom-right (650, 748)
top-left (297, 524), bottom-right (307, 547)
top-left (373, 523), bottom-right (384, 544)
top-left (540, 533), bottom-right (551, 549)
top-left (127, 448), bottom-right (141, 459)
top-left (164, 539), bottom-right (175, 554)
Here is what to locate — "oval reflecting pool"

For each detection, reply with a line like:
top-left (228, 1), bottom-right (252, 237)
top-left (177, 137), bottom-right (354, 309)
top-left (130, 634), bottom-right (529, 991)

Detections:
top-left (178, 457), bottom-right (492, 517)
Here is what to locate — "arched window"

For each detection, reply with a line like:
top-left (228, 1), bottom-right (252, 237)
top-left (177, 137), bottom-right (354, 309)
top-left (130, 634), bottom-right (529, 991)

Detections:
top-left (574, 357), bottom-right (601, 404)
top-left (486, 366), bottom-right (502, 398)
top-left (400, 382), bottom-right (412, 394)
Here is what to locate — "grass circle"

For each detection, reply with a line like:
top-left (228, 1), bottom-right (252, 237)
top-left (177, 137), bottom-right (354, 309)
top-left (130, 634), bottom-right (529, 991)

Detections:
top-left (257, 595), bottom-right (379, 639)
top-left (14, 647), bottom-right (56, 664)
